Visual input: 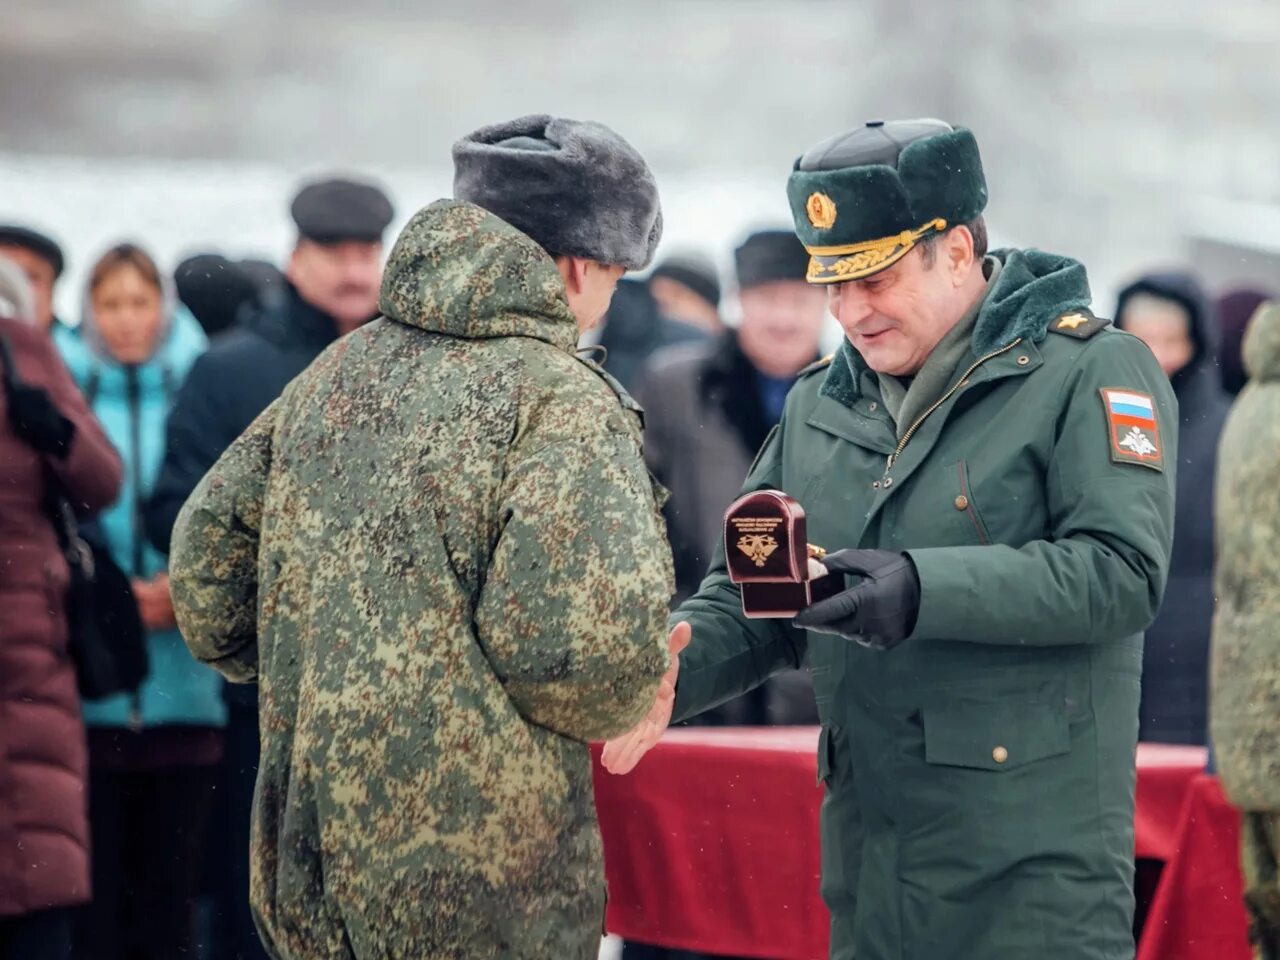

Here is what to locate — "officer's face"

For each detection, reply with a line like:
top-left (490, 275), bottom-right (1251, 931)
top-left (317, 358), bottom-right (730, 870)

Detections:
top-left (826, 241), bottom-right (972, 376)
top-left (288, 239), bottom-right (383, 333)
top-left (737, 280), bottom-right (828, 378)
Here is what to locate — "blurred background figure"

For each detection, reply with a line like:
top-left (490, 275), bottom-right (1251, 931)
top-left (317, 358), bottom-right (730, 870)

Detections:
top-left (235, 257), bottom-right (288, 314)
top-left (173, 253), bottom-right (261, 341)
top-left (0, 224), bottom-right (67, 334)
top-left (52, 243), bottom-right (220, 960)
top-left (636, 228), bottom-right (826, 726)
top-left (1218, 288), bottom-right (1277, 396)
top-left (649, 252), bottom-right (723, 333)
top-left (595, 277), bottom-right (707, 392)
top-left (142, 174), bottom-right (392, 960)
top-left (0, 257), bottom-right (122, 960)
top-left (144, 174), bottom-right (393, 555)
top-left (1115, 271), bottom-right (1231, 746)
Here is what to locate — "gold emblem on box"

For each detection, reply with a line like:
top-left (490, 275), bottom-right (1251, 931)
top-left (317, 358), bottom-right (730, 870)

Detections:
top-left (737, 534), bottom-right (779, 567)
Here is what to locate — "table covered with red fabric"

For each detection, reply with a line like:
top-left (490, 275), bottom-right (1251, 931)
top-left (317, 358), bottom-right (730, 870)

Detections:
top-left (593, 730), bottom-right (1251, 959)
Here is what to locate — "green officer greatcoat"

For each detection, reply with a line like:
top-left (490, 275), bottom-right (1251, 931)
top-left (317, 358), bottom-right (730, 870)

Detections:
top-left (671, 248), bottom-right (1177, 960)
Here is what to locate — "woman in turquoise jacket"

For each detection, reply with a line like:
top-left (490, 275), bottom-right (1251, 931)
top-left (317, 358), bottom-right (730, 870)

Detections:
top-left (55, 243), bottom-right (224, 960)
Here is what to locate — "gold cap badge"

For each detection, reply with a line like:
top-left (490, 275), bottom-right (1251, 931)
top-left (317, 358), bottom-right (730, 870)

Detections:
top-left (806, 193), bottom-right (837, 230)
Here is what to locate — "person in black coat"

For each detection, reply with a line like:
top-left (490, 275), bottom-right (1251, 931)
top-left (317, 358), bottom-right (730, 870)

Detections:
top-left (1115, 270), bottom-right (1231, 745)
top-left (144, 175), bottom-right (393, 960)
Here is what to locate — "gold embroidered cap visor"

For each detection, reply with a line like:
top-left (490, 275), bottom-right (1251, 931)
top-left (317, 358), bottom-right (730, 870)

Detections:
top-left (804, 217), bottom-right (948, 284)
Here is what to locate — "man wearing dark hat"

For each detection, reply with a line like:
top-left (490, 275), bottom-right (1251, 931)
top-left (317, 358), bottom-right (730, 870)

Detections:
top-left (146, 175), bottom-right (393, 550)
top-left (143, 175), bottom-right (393, 960)
top-left (0, 224), bottom-right (66, 332)
top-left (167, 116), bottom-right (677, 960)
top-left (605, 119), bottom-right (1177, 960)
top-left (636, 228), bottom-right (825, 725)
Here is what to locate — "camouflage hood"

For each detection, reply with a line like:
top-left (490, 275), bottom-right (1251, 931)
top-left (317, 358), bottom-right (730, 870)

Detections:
top-left (378, 199), bottom-right (578, 353)
top-left (1243, 301), bottom-right (1280, 384)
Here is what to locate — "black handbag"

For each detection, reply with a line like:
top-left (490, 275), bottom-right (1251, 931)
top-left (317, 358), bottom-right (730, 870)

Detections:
top-left (48, 489), bottom-right (149, 701)
top-left (0, 332), bottom-right (149, 702)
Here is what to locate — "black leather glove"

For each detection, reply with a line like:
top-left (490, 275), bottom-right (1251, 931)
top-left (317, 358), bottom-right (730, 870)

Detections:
top-left (792, 549), bottom-right (921, 650)
top-left (0, 334), bottom-right (75, 458)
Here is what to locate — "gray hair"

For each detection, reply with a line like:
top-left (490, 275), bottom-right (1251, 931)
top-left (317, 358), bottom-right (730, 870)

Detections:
top-left (0, 255), bottom-right (36, 324)
top-left (919, 216), bottom-right (989, 269)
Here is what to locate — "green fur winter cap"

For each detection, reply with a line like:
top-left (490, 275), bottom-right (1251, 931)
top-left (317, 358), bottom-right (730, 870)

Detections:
top-left (786, 119), bottom-right (988, 284)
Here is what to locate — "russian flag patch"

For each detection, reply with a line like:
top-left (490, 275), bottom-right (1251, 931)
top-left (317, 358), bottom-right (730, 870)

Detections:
top-left (1100, 388), bottom-right (1163, 471)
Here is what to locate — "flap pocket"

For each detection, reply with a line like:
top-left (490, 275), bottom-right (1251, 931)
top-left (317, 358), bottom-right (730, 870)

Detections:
top-left (923, 698), bottom-right (1069, 772)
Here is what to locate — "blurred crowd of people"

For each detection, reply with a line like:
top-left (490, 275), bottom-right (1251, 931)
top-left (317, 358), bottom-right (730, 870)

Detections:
top-left (0, 170), bottom-right (1276, 960)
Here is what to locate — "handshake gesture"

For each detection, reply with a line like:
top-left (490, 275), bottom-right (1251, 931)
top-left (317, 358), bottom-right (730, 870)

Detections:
top-left (601, 548), bottom-right (921, 775)
top-left (601, 622), bottom-right (690, 775)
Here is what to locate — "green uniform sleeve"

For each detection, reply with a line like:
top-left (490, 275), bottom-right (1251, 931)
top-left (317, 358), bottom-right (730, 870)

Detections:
top-left (671, 419), bottom-right (809, 723)
top-left (473, 429), bottom-right (672, 743)
top-left (909, 334), bottom-right (1177, 646)
top-left (169, 400), bottom-right (279, 682)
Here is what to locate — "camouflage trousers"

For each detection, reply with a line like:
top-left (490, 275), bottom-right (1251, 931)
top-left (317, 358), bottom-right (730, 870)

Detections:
top-left (1243, 812), bottom-right (1280, 960)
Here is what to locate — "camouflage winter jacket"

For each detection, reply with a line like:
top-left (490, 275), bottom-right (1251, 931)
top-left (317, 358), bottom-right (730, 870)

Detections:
top-left (1212, 300), bottom-right (1280, 810)
top-left (169, 200), bottom-right (674, 960)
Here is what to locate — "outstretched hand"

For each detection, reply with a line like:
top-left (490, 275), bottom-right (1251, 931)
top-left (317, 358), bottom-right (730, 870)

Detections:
top-left (600, 622), bottom-right (691, 775)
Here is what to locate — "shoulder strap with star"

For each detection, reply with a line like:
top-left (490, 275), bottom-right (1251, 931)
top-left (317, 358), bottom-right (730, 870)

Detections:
top-left (1049, 307), bottom-right (1111, 340)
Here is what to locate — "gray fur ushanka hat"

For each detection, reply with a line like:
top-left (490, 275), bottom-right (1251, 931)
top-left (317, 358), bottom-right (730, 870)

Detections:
top-left (452, 114), bottom-right (663, 270)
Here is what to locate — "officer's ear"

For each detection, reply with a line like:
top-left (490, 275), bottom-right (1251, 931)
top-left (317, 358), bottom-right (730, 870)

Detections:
top-left (943, 225), bottom-right (977, 286)
top-left (555, 255), bottom-right (590, 296)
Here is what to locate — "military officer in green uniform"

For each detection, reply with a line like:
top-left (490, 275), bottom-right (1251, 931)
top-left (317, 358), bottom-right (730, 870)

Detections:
top-left (603, 119), bottom-right (1178, 960)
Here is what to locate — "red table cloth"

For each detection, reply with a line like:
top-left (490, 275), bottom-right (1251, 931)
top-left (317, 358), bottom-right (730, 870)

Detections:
top-left (593, 730), bottom-right (1241, 959)
top-left (1136, 773), bottom-right (1253, 960)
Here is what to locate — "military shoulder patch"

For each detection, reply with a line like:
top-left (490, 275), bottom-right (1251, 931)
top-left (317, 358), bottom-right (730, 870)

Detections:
top-left (1050, 309), bottom-right (1111, 340)
top-left (797, 354), bottom-right (834, 377)
top-left (1099, 388), bottom-right (1163, 471)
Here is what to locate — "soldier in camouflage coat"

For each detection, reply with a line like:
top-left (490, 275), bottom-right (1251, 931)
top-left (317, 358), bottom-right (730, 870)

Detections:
top-left (1211, 301), bottom-right (1280, 959)
top-left (169, 117), bottom-right (674, 959)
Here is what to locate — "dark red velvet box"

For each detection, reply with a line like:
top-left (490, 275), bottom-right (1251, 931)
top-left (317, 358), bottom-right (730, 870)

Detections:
top-left (723, 490), bottom-right (840, 618)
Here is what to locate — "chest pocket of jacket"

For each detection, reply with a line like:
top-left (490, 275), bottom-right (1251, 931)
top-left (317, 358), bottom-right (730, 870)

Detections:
top-left (921, 455), bottom-right (1050, 549)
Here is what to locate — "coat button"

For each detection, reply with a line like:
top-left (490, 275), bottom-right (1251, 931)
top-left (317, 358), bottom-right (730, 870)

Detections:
top-left (882, 477), bottom-right (894, 489)
top-left (954, 495), bottom-right (969, 511)
top-left (992, 745), bottom-right (1009, 764)
top-left (1016, 355), bottom-right (1030, 366)
top-left (872, 481), bottom-right (881, 490)
top-left (868, 402), bottom-right (878, 413)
